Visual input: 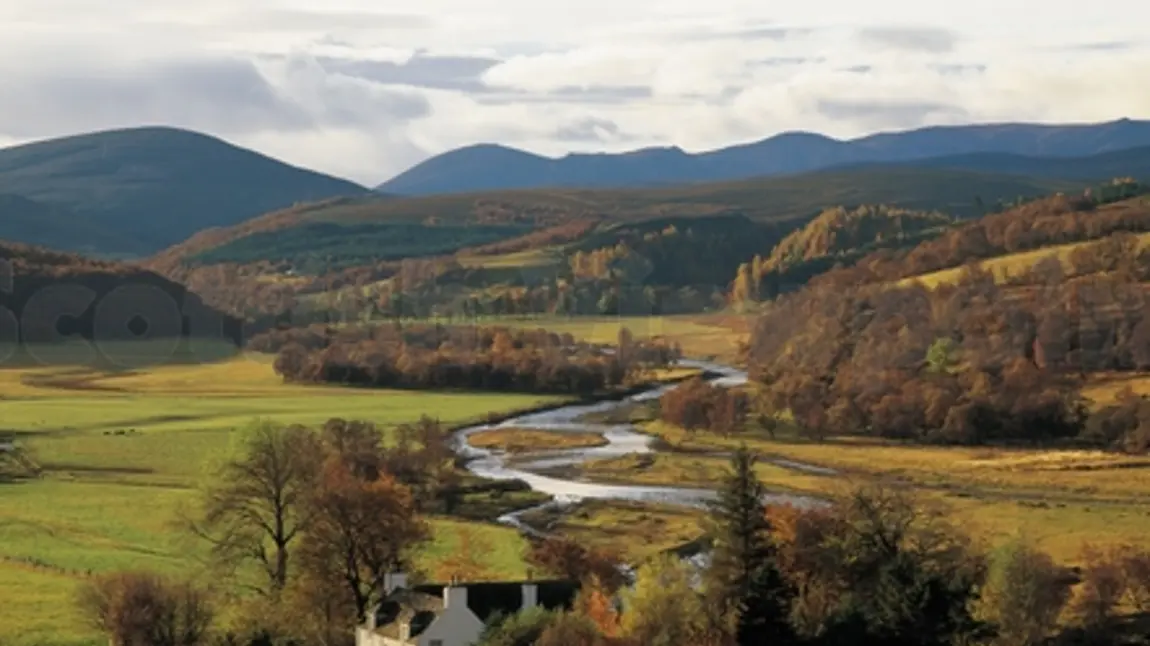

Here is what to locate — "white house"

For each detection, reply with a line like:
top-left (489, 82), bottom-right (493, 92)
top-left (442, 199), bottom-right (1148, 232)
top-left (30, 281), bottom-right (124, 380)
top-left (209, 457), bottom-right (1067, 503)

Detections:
top-left (355, 573), bottom-right (579, 646)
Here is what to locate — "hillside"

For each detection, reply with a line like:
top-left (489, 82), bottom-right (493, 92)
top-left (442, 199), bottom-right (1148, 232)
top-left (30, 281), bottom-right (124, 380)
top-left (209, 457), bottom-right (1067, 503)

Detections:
top-left (747, 185), bottom-right (1150, 453)
top-left (761, 205), bottom-right (954, 273)
top-left (152, 166), bottom-right (1076, 270)
top-left (0, 241), bottom-right (241, 361)
top-left (0, 127), bottom-right (369, 254)
top-left (0, 194), bottom-right (138, 255)
top-left (378, 118), bottom-right (1150, 195)
top-left (831, 145), bottom-right (1150, 181)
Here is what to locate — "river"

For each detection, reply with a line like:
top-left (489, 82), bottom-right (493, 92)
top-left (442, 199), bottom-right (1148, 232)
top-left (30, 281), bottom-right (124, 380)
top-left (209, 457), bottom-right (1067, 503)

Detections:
top-left (452, 359), bottom-right (828, 532)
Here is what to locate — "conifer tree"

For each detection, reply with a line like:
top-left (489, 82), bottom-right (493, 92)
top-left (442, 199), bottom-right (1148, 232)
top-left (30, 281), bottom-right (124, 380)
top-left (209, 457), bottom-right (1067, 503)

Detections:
top-left (704, 446), bottom-right (793, 645)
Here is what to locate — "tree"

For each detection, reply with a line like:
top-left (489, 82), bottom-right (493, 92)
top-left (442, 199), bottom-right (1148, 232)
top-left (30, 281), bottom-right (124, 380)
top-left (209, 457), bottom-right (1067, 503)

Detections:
top-left (76, 571), bottom-right (215, 646)
top-left (536, 611), bottom-right (608, 646)
top-left (573, 575), bottom-right (620, 638)
top-left (300, 459), bottom-right (429, 621)
top-left (478, 606), bottom-right (559, 646)
top-left (528, 537), bottom-right (627, 592)
top-left (978, 538), bottom-right (1071, 646)
top-left (781, 486), bottom-right (987, 646)
top-left (704, 447), bottom-right (792, 645)
top-left (620, 555), bottom-right (705, 646)
top-left (187, 420), bottom-right (324, 595)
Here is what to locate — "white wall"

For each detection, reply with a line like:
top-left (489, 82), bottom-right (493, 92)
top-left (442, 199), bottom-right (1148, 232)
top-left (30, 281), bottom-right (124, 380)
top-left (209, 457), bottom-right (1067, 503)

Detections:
top-left (416, 606), bottom-right (486, 646)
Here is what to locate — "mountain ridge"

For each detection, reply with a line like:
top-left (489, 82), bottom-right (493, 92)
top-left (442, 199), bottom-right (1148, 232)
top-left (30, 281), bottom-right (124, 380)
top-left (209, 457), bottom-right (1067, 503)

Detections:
top-left (377, 118), bottom-right (1150, 195)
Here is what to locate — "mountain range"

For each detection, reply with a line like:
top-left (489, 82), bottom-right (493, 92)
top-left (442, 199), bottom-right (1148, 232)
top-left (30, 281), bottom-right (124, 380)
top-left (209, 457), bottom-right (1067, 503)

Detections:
top-left (377, 119), bottom-right (1150, 195)
top-left (1, 119), bottom-right (1149, 256)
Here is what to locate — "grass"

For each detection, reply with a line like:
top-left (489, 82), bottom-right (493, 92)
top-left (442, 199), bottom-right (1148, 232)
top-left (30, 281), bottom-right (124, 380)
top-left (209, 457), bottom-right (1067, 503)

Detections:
top-left (0, 353), bottom-right (567, 646)
top-left (577, 422), bottom-right (1150, 564)
top-left (898, 231), bottom-right (1150, 289)
top-left (518, 500), bottom-right (706, 563)
top-left (1082, 372), bottom-right (1150, 405)
top-left (468, 428), bottom-right (608, 453)
top-left (499, 313), bottom-right (752, 363)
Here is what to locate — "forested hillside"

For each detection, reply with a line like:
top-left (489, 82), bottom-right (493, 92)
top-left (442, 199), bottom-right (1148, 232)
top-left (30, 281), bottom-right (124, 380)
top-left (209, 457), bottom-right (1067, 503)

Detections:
top-left (730, 205), bottom-right (954, 302)
top-left (747, 181), bottom-right (1150, 452)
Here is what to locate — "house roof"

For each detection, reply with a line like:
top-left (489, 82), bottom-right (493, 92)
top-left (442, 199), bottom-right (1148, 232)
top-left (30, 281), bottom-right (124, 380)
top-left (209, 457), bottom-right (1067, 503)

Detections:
top-left (369, 579), bottom-right (580, 636)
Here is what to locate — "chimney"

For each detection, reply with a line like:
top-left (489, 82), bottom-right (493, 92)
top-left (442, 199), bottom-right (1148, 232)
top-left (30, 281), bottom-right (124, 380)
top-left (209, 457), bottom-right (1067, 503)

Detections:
top-left (521, 582), bottom-right (538, 610)
top-left (444, 580), bottom-right (468, 610)
top-left (384, 571), bottom-right (408, 594)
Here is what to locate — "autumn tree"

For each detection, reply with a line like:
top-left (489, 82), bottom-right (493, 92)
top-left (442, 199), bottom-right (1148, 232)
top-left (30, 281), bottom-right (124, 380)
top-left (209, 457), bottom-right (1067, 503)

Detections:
top-left (782, 486), bottom-right (987, 646)
top-left (187, 420), bottom-right (324, 595)
top-left (573, 575), bottom-right (621, 638)
top-left (528, 537), bottom-right (627, 592)
top-left (76, 571), bottom-right (215, 646)
top-left (300, 459), bottom-right (429, 622)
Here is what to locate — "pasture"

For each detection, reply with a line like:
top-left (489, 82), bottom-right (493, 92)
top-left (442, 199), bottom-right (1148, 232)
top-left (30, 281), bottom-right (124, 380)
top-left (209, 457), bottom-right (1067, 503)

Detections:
top-left (0, 352), bottom-right (562, 646)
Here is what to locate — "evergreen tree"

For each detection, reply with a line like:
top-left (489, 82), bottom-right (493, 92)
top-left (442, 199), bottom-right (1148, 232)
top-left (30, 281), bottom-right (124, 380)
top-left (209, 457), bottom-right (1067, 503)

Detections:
top-left (704, 446), bottom-right (794, 645)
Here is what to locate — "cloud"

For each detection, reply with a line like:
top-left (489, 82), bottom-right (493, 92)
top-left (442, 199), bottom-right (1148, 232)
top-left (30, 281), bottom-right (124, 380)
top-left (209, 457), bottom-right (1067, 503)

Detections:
top-left (816, 99), bottom-right (970, 130)
top-left (308, 53), bottom-right (501, 91)
top-left (0, 56), bottom-right (312, 138)
top-left (857, 26), bottom-right (960, 53)
top-left (2, 0), bottom-right (1150, 186)
top-left (554, 117), bottom-right (629, 143)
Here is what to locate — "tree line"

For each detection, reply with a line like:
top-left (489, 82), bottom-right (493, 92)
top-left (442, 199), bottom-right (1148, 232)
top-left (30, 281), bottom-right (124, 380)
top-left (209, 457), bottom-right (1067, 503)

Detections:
top-left (251, 323), bottom-right (681, 395)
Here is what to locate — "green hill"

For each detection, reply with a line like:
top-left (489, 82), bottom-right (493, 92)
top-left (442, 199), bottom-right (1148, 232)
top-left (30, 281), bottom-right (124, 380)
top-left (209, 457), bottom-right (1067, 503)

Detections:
top-left (0, 194), bottom-right (138, 256)
top-left (0, 127), bottom-right (369, 254)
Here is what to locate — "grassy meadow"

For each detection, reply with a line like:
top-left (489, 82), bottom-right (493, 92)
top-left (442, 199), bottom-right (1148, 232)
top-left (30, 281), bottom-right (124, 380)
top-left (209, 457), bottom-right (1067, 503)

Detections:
top-left (0, 350), bottom-right (563, 646)
top-left (603, 421), bottom-right (1150, 564)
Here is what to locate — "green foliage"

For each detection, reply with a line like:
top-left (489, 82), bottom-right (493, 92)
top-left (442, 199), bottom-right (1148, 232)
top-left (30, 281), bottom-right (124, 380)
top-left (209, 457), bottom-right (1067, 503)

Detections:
top-left (978, 538), bottom-right (1071, 646)
top-left (925, 338), bottom-right (959, 374)
top-left (619, 555), bottom-right (705, 646)
top-left (704, 447), bottom-right (793, 644)
top-left (477, 605), bottom-right (559, 646)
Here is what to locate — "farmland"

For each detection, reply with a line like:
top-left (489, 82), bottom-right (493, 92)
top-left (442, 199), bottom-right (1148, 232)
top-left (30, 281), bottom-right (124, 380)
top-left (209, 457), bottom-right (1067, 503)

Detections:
top-left (0, 351), bottom-right (562, 646)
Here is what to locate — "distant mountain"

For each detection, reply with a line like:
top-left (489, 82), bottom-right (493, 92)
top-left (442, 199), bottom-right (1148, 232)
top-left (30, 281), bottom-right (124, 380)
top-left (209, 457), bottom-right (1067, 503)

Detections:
top-left (377, 119), bottom-right (1150, 195)
top-left (821, 145), bottom-right (1150, 183)
top-left (0, 127), bottom-right (369, 254)
top-left (0, 194), bottom-right (139, 256)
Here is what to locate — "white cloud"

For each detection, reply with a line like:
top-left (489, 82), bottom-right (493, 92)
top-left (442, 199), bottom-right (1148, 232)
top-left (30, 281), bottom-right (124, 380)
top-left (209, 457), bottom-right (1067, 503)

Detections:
top-left (1, 0), bottom-right (1149, 185)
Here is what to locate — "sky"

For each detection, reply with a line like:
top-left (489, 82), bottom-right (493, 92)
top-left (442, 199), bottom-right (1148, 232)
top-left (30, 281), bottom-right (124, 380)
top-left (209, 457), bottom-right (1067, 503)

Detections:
top-left (1, 0), bottom-right (1149, 186)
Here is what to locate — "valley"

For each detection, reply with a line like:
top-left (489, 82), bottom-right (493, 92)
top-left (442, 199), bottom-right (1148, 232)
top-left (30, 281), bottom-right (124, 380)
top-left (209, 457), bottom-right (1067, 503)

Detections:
top-left (2, 119), bottom-right (1150, 645)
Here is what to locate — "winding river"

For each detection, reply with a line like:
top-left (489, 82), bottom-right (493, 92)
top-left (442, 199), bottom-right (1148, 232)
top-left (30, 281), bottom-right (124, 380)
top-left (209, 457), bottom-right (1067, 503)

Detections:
top-left (452, 359), bottom-right (828, 532)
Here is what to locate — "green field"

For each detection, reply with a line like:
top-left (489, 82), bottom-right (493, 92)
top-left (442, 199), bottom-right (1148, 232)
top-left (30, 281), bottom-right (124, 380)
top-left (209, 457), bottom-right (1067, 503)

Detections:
top-left (0, 353), bottom-right (562, 646)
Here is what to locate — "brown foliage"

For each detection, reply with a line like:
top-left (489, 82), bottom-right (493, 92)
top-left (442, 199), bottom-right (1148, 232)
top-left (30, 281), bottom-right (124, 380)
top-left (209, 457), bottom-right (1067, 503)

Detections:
top-left (76, 571), bottom-right (214, 646)
top-left (527, 537), bottom-right (628, 593)
top-left (255, 323), bottom-right (678, 395)
top-left (659, 377), bottom-right (749, 434)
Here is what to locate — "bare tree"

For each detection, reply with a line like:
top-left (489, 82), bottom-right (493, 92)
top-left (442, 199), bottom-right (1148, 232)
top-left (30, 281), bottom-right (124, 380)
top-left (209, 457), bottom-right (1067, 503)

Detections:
top-left (76, 571), bottom-right (214, 646)
top-left (186, 420), bottom-right (324, 595)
